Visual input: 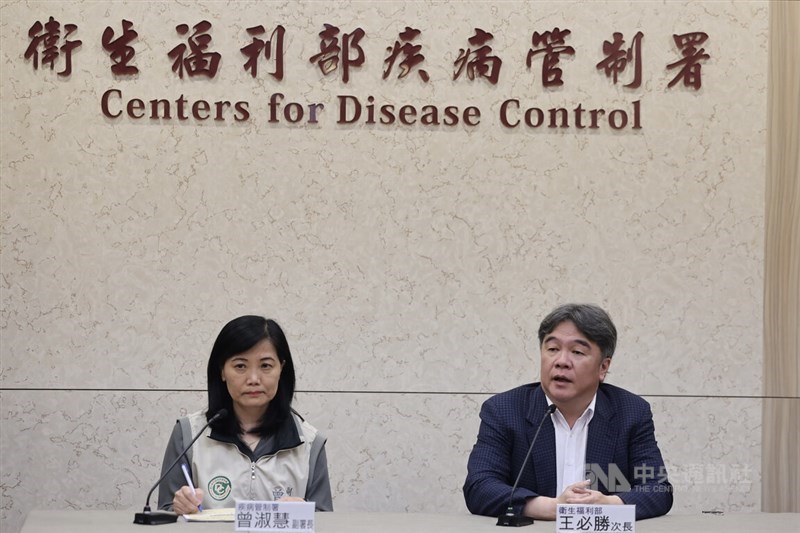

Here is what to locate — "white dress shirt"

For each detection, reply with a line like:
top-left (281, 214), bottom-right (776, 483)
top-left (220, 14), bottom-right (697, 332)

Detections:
top-left (546, 393), bottom-right (597, 495)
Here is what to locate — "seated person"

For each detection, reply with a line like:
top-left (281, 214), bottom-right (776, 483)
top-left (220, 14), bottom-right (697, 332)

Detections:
top-left (464, 303), bottom-right (672, 520)
top-left (158, 315), bottom-right (332, 514)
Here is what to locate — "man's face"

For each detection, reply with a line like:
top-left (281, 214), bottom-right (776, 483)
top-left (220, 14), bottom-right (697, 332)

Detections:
top-left (540, 320), bottom-right (611, 411)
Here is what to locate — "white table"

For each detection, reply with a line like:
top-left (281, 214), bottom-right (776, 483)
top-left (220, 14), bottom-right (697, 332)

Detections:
top-left (20, 510), bottom-right (800, 533)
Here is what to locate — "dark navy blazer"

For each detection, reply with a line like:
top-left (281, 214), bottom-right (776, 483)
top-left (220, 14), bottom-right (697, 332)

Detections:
top-left (463, 383), bottom-right (673, 520)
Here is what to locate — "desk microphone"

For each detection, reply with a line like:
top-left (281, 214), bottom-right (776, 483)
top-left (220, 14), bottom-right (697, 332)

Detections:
top-left (134, 409), bottom-right (228, 525)
top-left (496, 403), bottom-right (557, 527)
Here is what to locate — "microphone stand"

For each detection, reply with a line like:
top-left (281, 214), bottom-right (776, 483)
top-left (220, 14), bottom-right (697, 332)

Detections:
top-left (134, 409), bottom-right (227, 525)
top-left (497, 404), bottom-right (556, 527)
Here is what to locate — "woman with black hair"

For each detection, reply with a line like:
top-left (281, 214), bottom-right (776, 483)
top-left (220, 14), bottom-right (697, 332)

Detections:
top-left (157, 315), bottom-right (332, 514)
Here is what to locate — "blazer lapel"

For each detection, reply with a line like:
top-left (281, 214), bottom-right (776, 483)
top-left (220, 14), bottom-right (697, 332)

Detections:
top-left (528, 385), bottom-right (558, 497)
top-left (585, 387), bottom-right (618, 492)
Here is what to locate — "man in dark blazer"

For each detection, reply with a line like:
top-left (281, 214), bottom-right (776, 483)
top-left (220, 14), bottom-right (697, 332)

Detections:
top-left (464, 304), bottom-right (673, 520)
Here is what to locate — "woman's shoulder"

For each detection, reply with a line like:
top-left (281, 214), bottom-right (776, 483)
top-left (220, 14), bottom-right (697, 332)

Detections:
top-left (183, 409), bottom-right (211, 433)
top-left (290, 411), bottom-right (323, 443)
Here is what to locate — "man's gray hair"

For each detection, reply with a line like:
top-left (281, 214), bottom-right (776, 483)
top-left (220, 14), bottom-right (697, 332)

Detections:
top-left (537, 303), bottom-right (617, 359)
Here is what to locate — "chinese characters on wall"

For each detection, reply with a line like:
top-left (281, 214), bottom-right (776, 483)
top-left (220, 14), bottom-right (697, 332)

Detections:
top-left (22, 17), bottom-right (711, 130)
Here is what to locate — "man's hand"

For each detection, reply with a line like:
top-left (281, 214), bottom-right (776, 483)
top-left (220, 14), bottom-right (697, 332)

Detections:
top-left (559, 480), bottom-right (623, 505)
top-left (524, 481), bottom-right (623, 520)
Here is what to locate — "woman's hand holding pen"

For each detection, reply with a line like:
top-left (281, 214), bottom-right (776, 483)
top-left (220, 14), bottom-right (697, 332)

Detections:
top-left (173, 486), bottom-right (205, 515)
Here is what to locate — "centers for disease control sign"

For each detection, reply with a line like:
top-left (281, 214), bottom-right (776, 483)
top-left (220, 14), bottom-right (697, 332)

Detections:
top-left (235, 500), bottom-right (315, 532)
top-left (20, 14), bottom-right (711, 131)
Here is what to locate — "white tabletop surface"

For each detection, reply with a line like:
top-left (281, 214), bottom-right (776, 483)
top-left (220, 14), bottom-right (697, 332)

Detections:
top-left (19, 510), bottom-right (800, 533)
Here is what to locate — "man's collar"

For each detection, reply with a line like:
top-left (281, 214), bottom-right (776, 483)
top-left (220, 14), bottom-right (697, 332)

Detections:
top-left (545, 391), bottom-right (598, 424)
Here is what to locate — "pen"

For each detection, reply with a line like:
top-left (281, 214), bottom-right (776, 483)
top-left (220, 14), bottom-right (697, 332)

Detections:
top-left (181, 462), bottom-right (203, 511)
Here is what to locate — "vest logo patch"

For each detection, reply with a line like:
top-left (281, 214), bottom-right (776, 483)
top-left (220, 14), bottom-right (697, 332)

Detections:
top-left (208, 475), bottom-right (232, 500)
top-left (272, 486), bottom-right (293, 500)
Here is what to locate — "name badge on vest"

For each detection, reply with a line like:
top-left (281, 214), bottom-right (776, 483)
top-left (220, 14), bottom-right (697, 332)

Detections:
top-left (235, 500), bottom-right (315, 532)
top-left (556, 504), bottom-right (636, 533)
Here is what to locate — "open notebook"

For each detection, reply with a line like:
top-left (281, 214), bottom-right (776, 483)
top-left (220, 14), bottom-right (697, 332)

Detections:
top-left (181, 508), bottom-right (236, 522)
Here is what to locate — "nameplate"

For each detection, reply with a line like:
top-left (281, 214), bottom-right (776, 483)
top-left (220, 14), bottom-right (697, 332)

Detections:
top-left (556, 504), bottom-right (635, 532)
top-left (234, 500), bottom-right (315, 532)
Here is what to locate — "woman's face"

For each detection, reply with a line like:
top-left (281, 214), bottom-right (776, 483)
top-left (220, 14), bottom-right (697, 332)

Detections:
top-left (221, 339), bottom-right (284, 421)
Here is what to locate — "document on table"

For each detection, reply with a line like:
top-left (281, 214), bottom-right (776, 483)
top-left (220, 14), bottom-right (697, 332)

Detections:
top-left (181, 508), bottom-right (235, 522)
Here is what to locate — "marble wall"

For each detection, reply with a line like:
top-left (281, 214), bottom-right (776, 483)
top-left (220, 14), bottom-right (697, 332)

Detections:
top-left (0, 2), bottom-right (767, 533)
